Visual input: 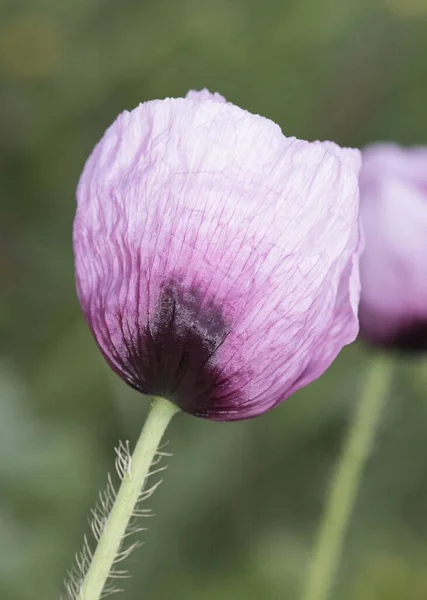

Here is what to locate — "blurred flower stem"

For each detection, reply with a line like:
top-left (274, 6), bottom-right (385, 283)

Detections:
top-left (302, 353), bottom-right (393, 600)
top-left (79, 396), bottom-right (179, 600)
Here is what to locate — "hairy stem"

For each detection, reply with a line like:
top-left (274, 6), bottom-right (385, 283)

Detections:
top-left (302, 353), bottom-right (394, 600)
top-left (76, 396), bottom-right (179, 600)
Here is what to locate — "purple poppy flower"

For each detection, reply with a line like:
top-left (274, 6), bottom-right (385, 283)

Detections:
top-left (359, 143), bottom-right (427, 351)
top-left (73, 89), bottom-right (361, 420)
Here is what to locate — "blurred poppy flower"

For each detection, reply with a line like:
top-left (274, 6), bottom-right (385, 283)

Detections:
top-left (74, 89), bottom-right (361, 420)
top-left (359, 143), bottom-right (427, 350)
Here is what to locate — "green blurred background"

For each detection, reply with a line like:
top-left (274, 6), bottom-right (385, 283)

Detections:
top-left (2, 0), bottom-right (427, 598)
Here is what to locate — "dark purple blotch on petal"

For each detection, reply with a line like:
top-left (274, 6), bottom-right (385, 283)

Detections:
top-left (362, 319), bottom-right (427, 353)
top-left (391, 320), bottom-right (427, 352)
top-left (115, 278), bottom-right (239, 416)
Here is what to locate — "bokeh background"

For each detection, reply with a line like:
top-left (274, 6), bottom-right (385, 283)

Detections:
top-left (2, 0), bottom-right (427, 598)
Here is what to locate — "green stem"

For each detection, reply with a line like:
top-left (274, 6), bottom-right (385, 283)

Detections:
top-left (301, 353), bottom-right (394, 600)
top-left (79, 396), bottom-right (179, 600)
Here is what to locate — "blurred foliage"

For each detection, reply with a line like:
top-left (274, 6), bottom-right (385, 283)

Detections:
top-left (1, 0), bottom-right (427, 598)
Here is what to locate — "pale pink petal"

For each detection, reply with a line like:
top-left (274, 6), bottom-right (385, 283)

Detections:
top-left (74, 90), bottom-right (360, 419)
top-left (359, 143), bottom-right (427, 349)
top-left (185, 88), bottom-right (227, 104)
top-left (317, 140), bottom-right (362, 176)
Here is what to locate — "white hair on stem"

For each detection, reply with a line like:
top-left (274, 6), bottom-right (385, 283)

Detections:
top-left (62, 439), bottom-right (172, 600)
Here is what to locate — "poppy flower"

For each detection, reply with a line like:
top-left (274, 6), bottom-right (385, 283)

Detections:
top-left (74, 89), bottom-right (361, 420)
top-left (359, 143), bottom-right (427, 351)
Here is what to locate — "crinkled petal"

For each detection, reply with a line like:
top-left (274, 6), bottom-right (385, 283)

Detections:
top-left (317, 140), bottom-right (362, 177)
top-left (185, 88), bottom-right (227, 104)
top-left (74, 91), bottom-right (360, 419)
